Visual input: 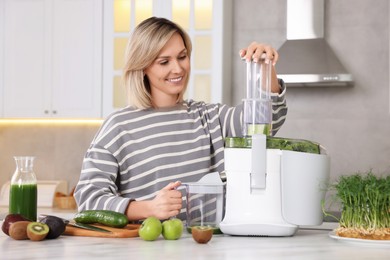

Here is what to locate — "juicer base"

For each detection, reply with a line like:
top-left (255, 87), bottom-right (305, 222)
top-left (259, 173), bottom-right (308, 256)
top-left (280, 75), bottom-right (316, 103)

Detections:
top-left (219, 222), bottom-right (298, 237)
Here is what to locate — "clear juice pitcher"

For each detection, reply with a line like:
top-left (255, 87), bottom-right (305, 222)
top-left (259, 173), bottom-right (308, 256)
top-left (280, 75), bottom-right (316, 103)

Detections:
top-left (9, 156), bottom-right (38, 221)
top-left (182, 172), bottom-right (225, 234)
top-left (242, 59), bottom-right (272, 136)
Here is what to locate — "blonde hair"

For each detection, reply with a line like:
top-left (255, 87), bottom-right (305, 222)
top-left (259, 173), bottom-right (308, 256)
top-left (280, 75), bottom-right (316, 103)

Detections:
top-left (122, 17), bottom-right (192, 109)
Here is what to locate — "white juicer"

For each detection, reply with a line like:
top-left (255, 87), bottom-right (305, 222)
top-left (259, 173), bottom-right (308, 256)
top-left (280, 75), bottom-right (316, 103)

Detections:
top-left (219, 59), bottom-right (330, 236)
top-left (219, 134), bottom-right (330, 236)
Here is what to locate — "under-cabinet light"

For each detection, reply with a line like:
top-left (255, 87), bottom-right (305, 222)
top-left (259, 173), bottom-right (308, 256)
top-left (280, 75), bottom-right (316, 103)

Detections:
top-left (0, 119), bottom-right (103, 125)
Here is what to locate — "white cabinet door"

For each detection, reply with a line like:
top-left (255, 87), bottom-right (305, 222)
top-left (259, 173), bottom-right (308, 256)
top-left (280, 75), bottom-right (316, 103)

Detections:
top-left (2, 0), bottom-right (103, 118)
top-left (51, 0), bottom-right (103, 118)
top-left (3, 0), bottom-right (48, 117)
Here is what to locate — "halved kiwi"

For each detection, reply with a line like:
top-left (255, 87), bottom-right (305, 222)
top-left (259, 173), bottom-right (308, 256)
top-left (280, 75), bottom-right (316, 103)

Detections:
top-left (191, 226), bottom-right (213, 244)
top-left (27, 222), bottom-right (49, 241)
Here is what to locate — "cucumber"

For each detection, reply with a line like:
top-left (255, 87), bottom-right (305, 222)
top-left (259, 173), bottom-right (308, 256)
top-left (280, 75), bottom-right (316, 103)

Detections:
top-left (73, 210), bottom-right (128, 228)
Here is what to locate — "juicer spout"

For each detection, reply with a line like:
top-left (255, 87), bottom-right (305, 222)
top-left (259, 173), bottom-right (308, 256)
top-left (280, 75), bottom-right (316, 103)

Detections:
top-left (250, 134), bottom-right (267, 189)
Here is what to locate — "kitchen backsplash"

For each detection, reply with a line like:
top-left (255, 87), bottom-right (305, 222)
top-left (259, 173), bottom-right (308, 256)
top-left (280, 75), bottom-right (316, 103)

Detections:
top-left (0, 121), bottom-right (102, 194)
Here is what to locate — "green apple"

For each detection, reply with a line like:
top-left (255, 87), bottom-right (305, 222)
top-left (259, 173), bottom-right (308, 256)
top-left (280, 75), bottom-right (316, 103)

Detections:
top-left (162, 218), bottom-right (183, 240)
top-left (138, 217), bottom-right (162, 241)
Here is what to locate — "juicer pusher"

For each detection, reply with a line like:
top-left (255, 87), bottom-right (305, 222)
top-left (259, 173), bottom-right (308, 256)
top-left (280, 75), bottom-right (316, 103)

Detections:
top-left (243, 59), bottom-right (272, 189)
top-left (242, 59), bottom-right (273, 137)
top-left (245, 59), bottom-right (271, 100)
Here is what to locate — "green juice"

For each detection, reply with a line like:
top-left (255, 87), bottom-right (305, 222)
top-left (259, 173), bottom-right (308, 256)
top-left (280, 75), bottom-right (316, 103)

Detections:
top-left (247, 123), bottom-right (271, 136)
top-left (186, 224), bottom-right (223, 235)
top-left (9, 183), bottom-right (37, 221)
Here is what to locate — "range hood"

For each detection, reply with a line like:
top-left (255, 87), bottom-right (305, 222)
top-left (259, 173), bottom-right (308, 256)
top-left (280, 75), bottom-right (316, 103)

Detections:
top-left (277, 0), bottom-right (353, 87)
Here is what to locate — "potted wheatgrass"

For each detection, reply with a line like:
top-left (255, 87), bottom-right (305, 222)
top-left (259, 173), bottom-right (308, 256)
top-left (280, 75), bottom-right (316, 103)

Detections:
top-left (326, 172), bottom-right (390, 240)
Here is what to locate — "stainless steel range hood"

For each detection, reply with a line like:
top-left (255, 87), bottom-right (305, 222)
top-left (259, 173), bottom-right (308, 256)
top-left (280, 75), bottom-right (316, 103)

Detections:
top-left (277, 0), bottom-right (353, 87)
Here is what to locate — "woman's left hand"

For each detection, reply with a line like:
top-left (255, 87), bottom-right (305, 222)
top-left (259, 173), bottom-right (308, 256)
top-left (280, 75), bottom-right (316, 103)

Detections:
top-left (239, 42), bottom-right (279, 65)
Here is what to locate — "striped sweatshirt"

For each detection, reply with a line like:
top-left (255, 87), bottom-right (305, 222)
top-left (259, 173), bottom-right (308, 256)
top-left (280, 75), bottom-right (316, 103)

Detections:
top-left (74, 83), bottom-right (287, 221)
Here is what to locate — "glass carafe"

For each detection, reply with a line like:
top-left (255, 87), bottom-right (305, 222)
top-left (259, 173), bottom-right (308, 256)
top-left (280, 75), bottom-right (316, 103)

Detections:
top-left (9, 156), bottom-right (37, 221)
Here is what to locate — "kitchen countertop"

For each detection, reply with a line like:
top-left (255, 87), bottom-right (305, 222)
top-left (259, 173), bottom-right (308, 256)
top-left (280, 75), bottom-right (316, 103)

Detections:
top-left (1, 208), bottom-right (389, 259)
top-left (1, 225), bottom-right (389, 259)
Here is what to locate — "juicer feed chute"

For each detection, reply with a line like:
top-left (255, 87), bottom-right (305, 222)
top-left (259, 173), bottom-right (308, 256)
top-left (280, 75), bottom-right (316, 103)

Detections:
top-left (242, 59), bottom-right (272, 137)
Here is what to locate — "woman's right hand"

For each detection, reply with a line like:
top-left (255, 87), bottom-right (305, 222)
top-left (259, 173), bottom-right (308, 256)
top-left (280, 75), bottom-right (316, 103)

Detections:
top-left (149, 181), bottom-right (183, 219)
top-left (239, 42), bottom-right (279, 65)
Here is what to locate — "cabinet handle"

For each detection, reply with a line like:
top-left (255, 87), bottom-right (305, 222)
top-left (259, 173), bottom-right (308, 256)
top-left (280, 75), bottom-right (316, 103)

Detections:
top-left (44, 110), bottom-right (49, 114)
top-left (52, 110), bottom-right (57, 114)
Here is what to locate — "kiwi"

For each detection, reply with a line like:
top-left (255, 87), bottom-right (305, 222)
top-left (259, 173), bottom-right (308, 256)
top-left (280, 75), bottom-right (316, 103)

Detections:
top-left (191, 226), bottom-right (213, 244)
top-left (9, 221), bottom-right (30, 240)
top-left (27, 222), bottom-right (49, 241)
top-left (40, 216), bottom-right (66, 239)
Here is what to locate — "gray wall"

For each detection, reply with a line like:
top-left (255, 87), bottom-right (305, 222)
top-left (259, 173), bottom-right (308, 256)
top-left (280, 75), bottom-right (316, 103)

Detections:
top-left (231, 0), bottom-right (390, 183)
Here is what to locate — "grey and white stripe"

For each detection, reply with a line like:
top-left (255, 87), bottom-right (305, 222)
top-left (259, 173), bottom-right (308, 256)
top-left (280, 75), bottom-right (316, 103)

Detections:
top-left (74, 81), bottom-right (287, 220)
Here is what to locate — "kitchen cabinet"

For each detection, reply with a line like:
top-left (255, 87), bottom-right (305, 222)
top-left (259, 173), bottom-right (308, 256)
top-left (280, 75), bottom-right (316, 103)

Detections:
top-left (102, 0), bottom-right (232, 117)
top-left (0, 0), bottom-right (103, 118)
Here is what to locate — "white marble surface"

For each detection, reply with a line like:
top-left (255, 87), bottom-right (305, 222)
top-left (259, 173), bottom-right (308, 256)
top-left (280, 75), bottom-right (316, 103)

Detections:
top-left (1, 223), bottom-right (389, 260)
top-left (1, 208), bottom-right (389, 259)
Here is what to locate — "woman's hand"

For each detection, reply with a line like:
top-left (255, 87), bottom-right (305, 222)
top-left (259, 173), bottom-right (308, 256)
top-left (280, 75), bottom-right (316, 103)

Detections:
top-left (239, 42), bottom-right (279, 65)
top-left (239, 42), bottom-right (281, 93)
top-left (149, 181), bottom-right (183, 219)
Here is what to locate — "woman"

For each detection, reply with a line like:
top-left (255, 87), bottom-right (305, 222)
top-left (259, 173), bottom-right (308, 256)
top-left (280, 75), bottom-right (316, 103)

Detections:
top-left (74, 17), bottom-right (287, 221)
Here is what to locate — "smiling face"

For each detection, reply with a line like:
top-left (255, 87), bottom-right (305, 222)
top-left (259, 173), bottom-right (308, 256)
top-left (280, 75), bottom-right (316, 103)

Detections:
top-left (144, 33), bottom-right (190, 108)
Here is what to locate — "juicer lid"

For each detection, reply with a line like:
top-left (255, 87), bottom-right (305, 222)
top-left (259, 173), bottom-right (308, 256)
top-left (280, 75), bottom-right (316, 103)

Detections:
top-left (225, 136), bottom-right (327, 155)
top-left (182, 171), bottom-right (224, 186)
